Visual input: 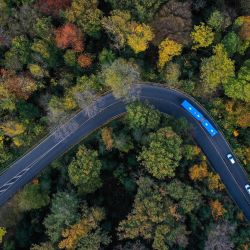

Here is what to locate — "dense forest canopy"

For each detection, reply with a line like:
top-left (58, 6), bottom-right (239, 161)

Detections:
top-left (0, 0), bottom-right (250, 249)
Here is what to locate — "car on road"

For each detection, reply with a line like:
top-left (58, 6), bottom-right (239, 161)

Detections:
top-left (245, 185), bottom-right (250, 195)
top-left (227, 154), bottom-right (235, 164)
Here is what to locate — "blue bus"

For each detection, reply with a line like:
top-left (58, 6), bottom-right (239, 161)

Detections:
top-left (181, 100), bottom-right (218, 137)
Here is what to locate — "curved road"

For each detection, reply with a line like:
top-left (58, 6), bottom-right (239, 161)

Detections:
top-left (0, 84), bottom-right (250, 220)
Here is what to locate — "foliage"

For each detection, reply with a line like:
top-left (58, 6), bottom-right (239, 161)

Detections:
top-left (138, 127), bottom-right (182, 179)
top-left (208, 10), bottom-right (231, 31)
top-left (151, 0), bottom-right (192, 46)
top-left (127, 23), bottom-right (154, 53)
top-left (0, 227), bottom-right (6, 243)
top-left (55, 23), bottom-right (84, 52)
top-left (207, 173), bottom-right (224, 191)
top-left (222, 31), bottom-right (241, 55)
top-left (224, 59), bottom-right (250, 102)
top-left (204, 222), bottom-right (235, 250)
top-left (44, 192), bottom-right (79, 243)
top-left (101, 127), bottom-right (113, 150)
top-left (158, 38), bottom-right (182, 69)
top-left (191, 23), bottom-right (214, 50)
top-left (31, 242), bottom-right (54, 250)
top-left (64, 0), bottom-right (103, 37)
top-left (200, 44), bottom-right (235, 93)
top-left (102, 58), bottom-right (140, 98)
top-left (189, 161), bottom-right (208, 181)
top-left (237, 16), bottom-right (250, 41)
top-left (77, 54), bottom-right (92, 68)
top-left (59, 203), bottom-right (110, 249)
top-left (118, 177), bottom-right (190, 249)
top-left (17, 183), bottom-right (50, 211)
top-left (209, 200), bottom-right (226, 220)
top-left (126, 102), bottom-right (161, 130)
top-left (68, 145), bottom-right (102, 194)
top-left (0, 121), bottom-right (25, 138)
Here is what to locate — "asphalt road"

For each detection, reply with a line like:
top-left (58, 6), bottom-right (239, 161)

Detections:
top-left (0, 83), bottom-right (250, 220)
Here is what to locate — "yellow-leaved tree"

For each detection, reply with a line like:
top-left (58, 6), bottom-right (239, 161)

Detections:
top-left (127, 23), bottom-right (154, 53)
top-left (210, 200), bottom-right (226, 220)
top-left (158, 38), bottom-right (182, 69)
top-left (0, 227), bottom-right (6, 243)
top-left (191, 23), bottom-right (214, 50)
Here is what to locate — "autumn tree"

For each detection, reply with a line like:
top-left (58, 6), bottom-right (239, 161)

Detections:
top-left (0, 227), bottom-right (6, 243)
top-left (102, 58), bottom-right (140, 99)
top-left (31, 242), bottom-right (54, 250)
top-left (127, 23), bottom-right (154, 53)
top-left (150, 0), bottom-right (192, 46)
top-left (55, 23), bottom-right (84, 52)
top-left (138, 127), bottom-right (182, 179)
top-left (224, 59), bottom-right (250, 103)
top-left (207, 172), bottom-right (224, 191)
top-left (236, 16), bottom-right (250, 41)
top-left (64, 0), bottom-right (103, 37)
top-left (204, 222), bottom-right (235, 250)
top-left (59, 203), bottom-right (110, 249)
top-left (77, 54), bottom-right (92, 68)
top-left (200, 44), bottom-right (235, 93)
top-left (118, 177), bottom-right (190, 249)
top-left (44, 192), bottom-right (79, 243)
top-left (191, 23), bottom-right (214, 50)
top-left (209, 200), bottom-right (226, 220)
top-left (0, 121), bottom-right (25, 138)
top-left (126, 102), bottom-right (161, 130)
top-left (102, 10), bottom-right (131, 50)
top-left (36, 0), bottom-right (71, 17)
top-left (68, 145), bottom-right (102, 194)
top-left (189, 161), bottom-right (208, 181)
top-left (158, 38), bottom-right (182, 69)
top-left (101, 127), bottom-right (113, 150)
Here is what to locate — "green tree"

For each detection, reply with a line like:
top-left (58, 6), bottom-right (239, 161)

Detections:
top-left (64, 0), bottom-right (102, 37)
top-left (68, 145), bottom-right (102, 194)
top-left (118, 177), bottom-right (189, 249)
top-left (200, 44), bottom-right (235, 93)
top-left (44, 192), bottom-right (79, 243)
top-left (17, 183), bottom-right (50, 211)
top-left (126, 102), bottom-right (160, 130)
top-left (102, 58), bottom-right (140, 99)
top-left (222, 31), bottom-right (241, 56)
top-left (224, 59), bottom-right (250, 102)
top-left (4, 36), bottom-right (30, 71)
top-left (138, 127), bottom-right (182, 179)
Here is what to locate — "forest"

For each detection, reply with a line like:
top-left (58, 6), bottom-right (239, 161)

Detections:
top-left (0, 0), bottom-right (249, 249)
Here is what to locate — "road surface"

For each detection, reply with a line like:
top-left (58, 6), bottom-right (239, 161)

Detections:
top-left (0, 83), bottom-right (250, 220)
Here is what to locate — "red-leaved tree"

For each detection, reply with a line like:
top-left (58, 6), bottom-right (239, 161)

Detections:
top-left (36, 0), bottom-right (72, 17)
top-left (55, 23), bottom-right (84, 52)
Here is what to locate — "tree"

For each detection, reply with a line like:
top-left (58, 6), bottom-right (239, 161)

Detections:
top-left (102, 58), bottom-right (140, 99)
top-left (0, 227), bottom-right (6, 243)
top-left (101, 10), bottom-right (132, 50)
top-left (126, 102), bottom-right (160, 130)
top-left (166, 180), bottom-right (202, 214)
top-left (236, 16), bottom-right (250, 41)
top-left (68, 145), bottom-right (102, 194)
top-left (1, 70), bottom-right (37, 100)
top-left (224, 59), bottom-right (250, 103)
top-left (55, 23), bottom-right (84, 52)
top-left (4, 36), bottom-right (31, 71)
top-left (138, 127), bottom-right (182, 179)
top-left (127, 23), bottom-right (154, 53)
top-left (0, 121), bottom-right (25, 138)
top-left (204, 222), bottom-right (235, 250)
top-left (191, 23), bottom-right (214, 50)
top-left (209, 200), bottom-right (226, 220)
top-left (189, 161), bottom-right (208, 181)
top-left (150, 0), bottom-right (192, 46)
top-left (222, 31), bottom-right (241, 55)
top-left (77, 54), bottom-right (92, 68)
top-left (59, 203), bottom-right (110, 249)
top-left (101, 127), bottom-right (113, 150)
top-left (207, 172), bottom-right (224, 191)
top-left (36, 0), bottom-right (71, 17)
top-left (208, 10), bottom-right (231, 32)
top-left (17, 182), bottom-right (50, 211)
top-left (106, 0), bottom-right (166, 22)
top-left (64, 0), bottom-right (103, 37)
top-left (158, 38), bottom-right (182, 69)
top-left (200, 44), bottom-right (235, 93)
top-left (44, 192), bottom-right (79, 243)
top-left (31, 242), bottom-right (54, 250)
top-left (118, 177), bottom-right (190, 249)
